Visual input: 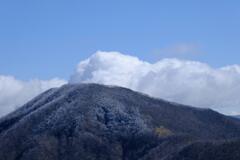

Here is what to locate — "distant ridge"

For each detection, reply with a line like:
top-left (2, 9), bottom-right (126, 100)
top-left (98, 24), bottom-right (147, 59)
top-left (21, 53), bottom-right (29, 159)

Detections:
top-left (234, 115), bottom-right (240, 119)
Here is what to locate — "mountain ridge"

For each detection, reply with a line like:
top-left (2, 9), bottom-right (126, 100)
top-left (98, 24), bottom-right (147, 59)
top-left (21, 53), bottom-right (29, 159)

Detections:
top-left (0, 83), bottom-right (240, 160)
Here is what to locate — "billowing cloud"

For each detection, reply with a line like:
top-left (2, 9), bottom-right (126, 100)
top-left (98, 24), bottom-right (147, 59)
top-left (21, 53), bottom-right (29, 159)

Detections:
top-left (1, 51), bottom-right (240, 117)
top-left (70, 51), bottom-right (240, 115)
top-left (0, 75), bottom-right (66, 117)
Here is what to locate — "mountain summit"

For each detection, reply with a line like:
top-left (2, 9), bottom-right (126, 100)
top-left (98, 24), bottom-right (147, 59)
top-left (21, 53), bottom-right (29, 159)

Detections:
top-left (1, 83), bottom-right (240, 160)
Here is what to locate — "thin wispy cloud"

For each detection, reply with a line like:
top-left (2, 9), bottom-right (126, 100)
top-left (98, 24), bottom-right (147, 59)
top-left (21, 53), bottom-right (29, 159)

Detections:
top-left (153, 43), bottom-right (202, 59)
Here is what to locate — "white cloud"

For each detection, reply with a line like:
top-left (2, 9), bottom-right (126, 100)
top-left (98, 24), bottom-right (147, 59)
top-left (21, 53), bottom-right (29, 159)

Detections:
top-left (70, 51), bottom-right (240, 115)
top-left (1, 51), bottom-right (239, 117)
top-left (0, 75), bottom-right (66, 117)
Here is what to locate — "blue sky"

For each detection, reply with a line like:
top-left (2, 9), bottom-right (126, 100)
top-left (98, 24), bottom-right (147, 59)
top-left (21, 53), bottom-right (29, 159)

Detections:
top-left (1, 0), bottom-right (240, 80)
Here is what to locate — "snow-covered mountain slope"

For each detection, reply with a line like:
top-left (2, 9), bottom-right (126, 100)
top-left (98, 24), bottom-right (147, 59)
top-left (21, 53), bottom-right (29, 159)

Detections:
top-left (1, 83), bottom-right (240, 160)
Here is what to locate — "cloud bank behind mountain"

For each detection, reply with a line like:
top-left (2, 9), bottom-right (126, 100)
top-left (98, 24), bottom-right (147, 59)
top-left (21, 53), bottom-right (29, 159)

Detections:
top-left (70, 51), bottom-right (240, 115)
top-left (1, 51), bottom-right (240, 117)
top-left (0, 76), bottom-right (66, 117)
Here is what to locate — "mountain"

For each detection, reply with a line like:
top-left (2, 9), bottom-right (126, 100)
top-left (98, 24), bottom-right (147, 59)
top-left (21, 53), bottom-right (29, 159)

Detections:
top-left (0, 83), bottom-right (240, 160)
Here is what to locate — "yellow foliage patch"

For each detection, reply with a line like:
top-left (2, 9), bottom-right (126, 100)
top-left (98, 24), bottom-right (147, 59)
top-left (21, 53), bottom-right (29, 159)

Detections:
top-left (155, 126), bottom-right (173, 137)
